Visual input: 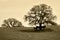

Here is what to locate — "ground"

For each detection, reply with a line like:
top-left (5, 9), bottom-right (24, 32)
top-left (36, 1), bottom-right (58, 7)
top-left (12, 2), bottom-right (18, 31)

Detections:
top-left (0, 25), bottom-right (60, 40)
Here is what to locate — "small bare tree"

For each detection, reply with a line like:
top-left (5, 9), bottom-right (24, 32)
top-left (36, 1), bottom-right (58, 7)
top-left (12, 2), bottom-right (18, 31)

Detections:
top-left (24, 4), bottom-right (57, 30)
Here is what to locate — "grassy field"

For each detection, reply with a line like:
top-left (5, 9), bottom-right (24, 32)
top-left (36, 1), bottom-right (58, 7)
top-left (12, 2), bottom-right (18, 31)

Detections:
top-left (0, 25), bottom-right (60, 40)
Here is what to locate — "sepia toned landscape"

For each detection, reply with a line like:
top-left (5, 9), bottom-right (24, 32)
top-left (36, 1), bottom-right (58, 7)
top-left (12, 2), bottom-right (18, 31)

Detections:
top-left (0, 0), bottom-right (60, 40)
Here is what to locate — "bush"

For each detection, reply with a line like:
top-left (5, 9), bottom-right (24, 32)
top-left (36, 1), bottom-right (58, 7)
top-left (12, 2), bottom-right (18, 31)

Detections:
top-left (1, 18), bottom-right (23, 27)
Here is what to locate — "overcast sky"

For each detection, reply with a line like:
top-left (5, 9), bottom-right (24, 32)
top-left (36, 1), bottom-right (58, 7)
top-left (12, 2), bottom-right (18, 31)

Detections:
top-left (0, 0), bottom-right (60, 27)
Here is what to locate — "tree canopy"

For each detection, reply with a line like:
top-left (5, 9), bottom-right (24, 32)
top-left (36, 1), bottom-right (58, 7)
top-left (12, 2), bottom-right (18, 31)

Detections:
top-left (2, 18), bottom-right (23, 27)
top-left (24, 4), bottom-right (57, 26)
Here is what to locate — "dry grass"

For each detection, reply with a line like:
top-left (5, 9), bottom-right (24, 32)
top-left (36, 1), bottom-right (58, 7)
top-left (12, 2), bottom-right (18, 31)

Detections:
top-left (0, 25), bottom-right (60, 40)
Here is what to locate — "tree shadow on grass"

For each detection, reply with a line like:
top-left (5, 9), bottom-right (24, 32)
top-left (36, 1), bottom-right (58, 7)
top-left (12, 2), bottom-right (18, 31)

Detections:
top-left (20, 28), bottom-right (54, 33)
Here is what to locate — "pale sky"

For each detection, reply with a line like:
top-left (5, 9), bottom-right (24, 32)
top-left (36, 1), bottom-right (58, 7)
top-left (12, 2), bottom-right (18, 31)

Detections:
top-left (0, 0), bottom-right (60, 27)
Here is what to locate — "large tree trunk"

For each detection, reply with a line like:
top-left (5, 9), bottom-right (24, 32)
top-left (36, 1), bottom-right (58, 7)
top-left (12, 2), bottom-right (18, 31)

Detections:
top-left (34, 23), bottom-right (46, 30)
top-left (39, 23), bottom-right (46, 30)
